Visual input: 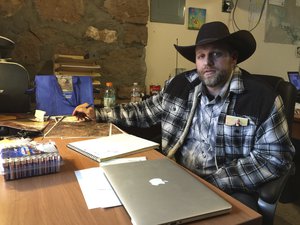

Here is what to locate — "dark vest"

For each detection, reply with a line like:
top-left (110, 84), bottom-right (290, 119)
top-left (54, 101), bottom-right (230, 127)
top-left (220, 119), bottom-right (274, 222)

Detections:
top-left (165, 69), bottom-right (277, 126)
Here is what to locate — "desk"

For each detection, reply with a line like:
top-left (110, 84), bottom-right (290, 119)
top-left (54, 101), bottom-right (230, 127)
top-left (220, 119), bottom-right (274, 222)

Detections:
top-left (0, 137), bottom-right (262, 225)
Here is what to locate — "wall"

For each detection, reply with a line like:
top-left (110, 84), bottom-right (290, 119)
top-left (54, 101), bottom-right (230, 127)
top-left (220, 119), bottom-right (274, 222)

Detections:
top-left (0, 0), bottom-right (148, 89)
top-left (1, 1), bottom-right (299, 95)
top-left (145, 0), bottom-right (300, 91)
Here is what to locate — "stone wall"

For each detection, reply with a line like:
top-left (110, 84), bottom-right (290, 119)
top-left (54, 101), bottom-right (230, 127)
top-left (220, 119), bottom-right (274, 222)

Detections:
top-left (0, 0), bottom-right (148, 90)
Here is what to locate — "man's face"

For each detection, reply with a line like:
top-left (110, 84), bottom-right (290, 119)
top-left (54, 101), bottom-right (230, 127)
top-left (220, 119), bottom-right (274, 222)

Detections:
top-left (195, 43), bottom-right (237, 88)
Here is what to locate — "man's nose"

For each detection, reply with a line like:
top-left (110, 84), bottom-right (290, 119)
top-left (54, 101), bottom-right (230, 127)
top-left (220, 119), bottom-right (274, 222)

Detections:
top-left (204, 55), bottom-right (214, 65)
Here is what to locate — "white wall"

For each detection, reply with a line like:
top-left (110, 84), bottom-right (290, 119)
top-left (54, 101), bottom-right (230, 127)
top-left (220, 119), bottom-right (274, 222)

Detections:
top-left (145, 0), bottom-right (300, 92)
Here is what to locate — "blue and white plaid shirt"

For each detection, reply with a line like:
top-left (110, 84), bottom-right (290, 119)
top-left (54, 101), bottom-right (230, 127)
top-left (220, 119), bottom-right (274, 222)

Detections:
top-left (178, 73), bottom-right (232, 177)
top-left (97, 67), bottom-right (295, 194)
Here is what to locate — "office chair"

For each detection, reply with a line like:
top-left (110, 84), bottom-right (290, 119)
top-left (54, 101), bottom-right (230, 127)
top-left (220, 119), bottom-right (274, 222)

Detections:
top-left (0, 36), bottom-right (31, 113)
top-left (0, 35), bottom-right (14, 59)
top-left (252, 74), bottom-right (297, 225)
top-left (0, 61), bottom-right (31, 113)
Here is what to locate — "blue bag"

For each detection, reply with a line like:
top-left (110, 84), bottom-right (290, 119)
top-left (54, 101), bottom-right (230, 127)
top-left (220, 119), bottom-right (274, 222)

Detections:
top-left (35, 75), bottom-right (94, 116)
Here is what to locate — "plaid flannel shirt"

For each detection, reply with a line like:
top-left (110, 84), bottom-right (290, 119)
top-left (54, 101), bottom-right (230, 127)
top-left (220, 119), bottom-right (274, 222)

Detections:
top-left (97, 68), bottom-right (295, 194)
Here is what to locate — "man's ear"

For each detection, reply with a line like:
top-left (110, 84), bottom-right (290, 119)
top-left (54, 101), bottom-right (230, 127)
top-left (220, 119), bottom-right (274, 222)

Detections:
top-left (231, 51), bottom-right (238, 64)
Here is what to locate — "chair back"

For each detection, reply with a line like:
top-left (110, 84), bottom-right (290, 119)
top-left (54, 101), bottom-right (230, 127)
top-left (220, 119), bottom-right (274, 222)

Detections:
top-left (252, 74), bottom-right (297, 225)
top-left (0, 61), bottom-right (31, 113)
top-left (252, 74), bottom-right (297, 135)
top-left (0, 36), bottom-right (14, 59)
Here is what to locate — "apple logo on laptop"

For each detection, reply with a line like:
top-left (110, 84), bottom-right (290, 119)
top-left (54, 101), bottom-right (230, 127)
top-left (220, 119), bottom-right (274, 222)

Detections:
top-left (149, 178), bottom-right (168, 186)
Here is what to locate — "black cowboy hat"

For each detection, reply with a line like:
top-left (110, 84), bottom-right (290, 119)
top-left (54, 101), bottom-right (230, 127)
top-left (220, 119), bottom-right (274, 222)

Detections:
top-left (174, 21), bottom-right (256, 64)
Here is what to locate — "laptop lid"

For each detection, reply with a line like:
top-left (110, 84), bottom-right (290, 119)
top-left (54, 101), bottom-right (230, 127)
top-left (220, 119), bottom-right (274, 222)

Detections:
top-left (102, 158), bottom-right (232, 225)
top-left (287, 71), bottom-right (300, 91)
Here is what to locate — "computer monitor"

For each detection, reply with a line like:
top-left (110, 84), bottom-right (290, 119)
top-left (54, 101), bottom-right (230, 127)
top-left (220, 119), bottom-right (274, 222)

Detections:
top-left (287, 71), bottom-right (300, 91)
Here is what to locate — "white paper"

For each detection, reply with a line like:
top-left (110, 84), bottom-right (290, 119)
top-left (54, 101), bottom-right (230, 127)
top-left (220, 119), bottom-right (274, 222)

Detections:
top-left (34, 110), bottom-right (46, 121)
top-left (75, 167), bottom-right (121, 209)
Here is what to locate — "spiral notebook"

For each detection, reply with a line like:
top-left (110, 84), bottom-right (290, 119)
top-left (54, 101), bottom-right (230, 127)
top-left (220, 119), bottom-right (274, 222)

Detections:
top-left (67, 133), bottom-right (159, 162)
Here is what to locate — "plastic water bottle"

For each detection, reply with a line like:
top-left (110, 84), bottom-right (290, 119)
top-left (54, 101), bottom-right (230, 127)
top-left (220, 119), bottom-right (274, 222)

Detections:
top-left (130, 82), bottom-right (141, 103)
top-left (103, 82), bottom-right (115, 108)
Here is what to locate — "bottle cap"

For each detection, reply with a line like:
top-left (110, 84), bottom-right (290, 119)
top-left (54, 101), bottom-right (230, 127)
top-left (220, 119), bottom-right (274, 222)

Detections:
top-left (106, 82), bottom-right (113, 87)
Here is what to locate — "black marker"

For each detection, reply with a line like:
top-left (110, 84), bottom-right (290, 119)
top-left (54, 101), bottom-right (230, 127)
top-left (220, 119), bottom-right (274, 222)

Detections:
top-left (86, 103), bottom-right (94, 109)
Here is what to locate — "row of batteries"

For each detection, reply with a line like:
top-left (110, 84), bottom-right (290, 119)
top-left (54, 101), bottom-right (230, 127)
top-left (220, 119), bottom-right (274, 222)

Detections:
top-left (0, 141), bottom-right (61, 181)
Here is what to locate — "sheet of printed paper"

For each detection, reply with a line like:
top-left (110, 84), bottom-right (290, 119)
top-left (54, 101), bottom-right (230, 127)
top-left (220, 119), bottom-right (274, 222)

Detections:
top-left (75, 167), bottom-right (121, 209)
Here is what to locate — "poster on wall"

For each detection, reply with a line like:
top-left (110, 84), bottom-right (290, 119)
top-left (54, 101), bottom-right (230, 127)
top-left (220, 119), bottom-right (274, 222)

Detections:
top-left (265, 2), bottom-right (300, 45)
top-left (188, 7), bottom-right (206, 30)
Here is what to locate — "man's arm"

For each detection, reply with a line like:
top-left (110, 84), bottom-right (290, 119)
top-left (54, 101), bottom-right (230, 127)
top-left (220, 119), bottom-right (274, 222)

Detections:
top-left (95, 93), bottom-right (163, 128)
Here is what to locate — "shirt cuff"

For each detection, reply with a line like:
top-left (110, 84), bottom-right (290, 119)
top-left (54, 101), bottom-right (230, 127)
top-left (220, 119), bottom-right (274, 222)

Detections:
top-left (95, 107), bottom-right (113, 122)
top-left (205, 169), bottom-right (227, 192)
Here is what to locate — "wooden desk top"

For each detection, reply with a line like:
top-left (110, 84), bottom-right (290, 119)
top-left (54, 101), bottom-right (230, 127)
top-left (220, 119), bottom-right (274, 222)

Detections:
top-left (0, 137), bottom-right (262, 225)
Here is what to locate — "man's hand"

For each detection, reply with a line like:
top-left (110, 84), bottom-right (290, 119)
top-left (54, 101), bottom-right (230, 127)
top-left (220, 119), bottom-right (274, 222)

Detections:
top-left (72, 103), bottom-right (96, 121)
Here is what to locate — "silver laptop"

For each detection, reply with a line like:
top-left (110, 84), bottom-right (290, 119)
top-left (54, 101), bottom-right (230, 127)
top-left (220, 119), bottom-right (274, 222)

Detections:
top-left (102, 158), bottom-right (232, 225)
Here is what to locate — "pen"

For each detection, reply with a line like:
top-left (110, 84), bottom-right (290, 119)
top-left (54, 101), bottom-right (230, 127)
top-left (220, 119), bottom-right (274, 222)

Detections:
top-left (84, 103), bottom-right (94, 121)
top-left (86, 103), bottom-right (94, 109)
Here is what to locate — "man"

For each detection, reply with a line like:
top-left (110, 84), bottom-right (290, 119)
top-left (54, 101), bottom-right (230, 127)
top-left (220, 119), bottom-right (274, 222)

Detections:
top-left (73, 21), bottom-right (294, 210)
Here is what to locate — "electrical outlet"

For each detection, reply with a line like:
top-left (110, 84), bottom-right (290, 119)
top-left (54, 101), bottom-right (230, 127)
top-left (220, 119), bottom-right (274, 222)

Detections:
top-left (222, 0), bottom-right (234, 13)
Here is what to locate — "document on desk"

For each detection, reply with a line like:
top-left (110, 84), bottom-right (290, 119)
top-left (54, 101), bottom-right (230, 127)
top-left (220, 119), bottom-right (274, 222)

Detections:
top-left (75, 167), bottom-right (121, 209)
top-left (75, 157), bottom-right (147, 209)
top-left (67, 133), bottom-right (159, 162)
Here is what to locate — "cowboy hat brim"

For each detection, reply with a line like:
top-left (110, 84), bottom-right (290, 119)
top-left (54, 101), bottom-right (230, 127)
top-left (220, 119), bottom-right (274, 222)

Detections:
top-left (174, 30), bottom-right (256, 64)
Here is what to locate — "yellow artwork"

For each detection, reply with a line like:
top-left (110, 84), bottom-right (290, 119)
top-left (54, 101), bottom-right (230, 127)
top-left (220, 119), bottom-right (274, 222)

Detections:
top-left (188, 8), bottom-right (206, 30)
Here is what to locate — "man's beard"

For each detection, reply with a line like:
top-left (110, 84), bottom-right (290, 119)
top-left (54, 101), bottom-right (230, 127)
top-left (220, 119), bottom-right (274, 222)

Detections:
top-left (198, 70), bottom-right (230, 88)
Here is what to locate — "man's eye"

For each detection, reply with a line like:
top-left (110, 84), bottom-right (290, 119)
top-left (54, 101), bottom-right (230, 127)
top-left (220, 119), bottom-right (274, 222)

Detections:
top-left (211, 52), bottom-right (224, 58)
top-left (196, 54), bottom-right (205, 59)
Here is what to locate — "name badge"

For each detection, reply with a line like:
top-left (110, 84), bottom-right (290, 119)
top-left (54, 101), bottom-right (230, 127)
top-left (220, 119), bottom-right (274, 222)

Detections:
top-left (225, 115), bottom-right (249, 126)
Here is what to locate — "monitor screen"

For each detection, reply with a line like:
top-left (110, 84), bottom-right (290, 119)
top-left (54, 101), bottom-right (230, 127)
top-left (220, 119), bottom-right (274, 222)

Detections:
top-left (288, 71), bottom-right (300, 91)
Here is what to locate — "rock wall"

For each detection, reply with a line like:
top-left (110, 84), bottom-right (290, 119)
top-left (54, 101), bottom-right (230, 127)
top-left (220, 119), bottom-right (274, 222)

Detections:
top-left (0, 0), bottom-right (148, 88)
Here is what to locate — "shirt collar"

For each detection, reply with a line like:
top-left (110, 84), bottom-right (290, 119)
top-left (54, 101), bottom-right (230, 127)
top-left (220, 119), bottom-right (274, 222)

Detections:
top-left (186, 70), bottom-right (201, 83)
top-left (228, 67), bottom-right (245, 95)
